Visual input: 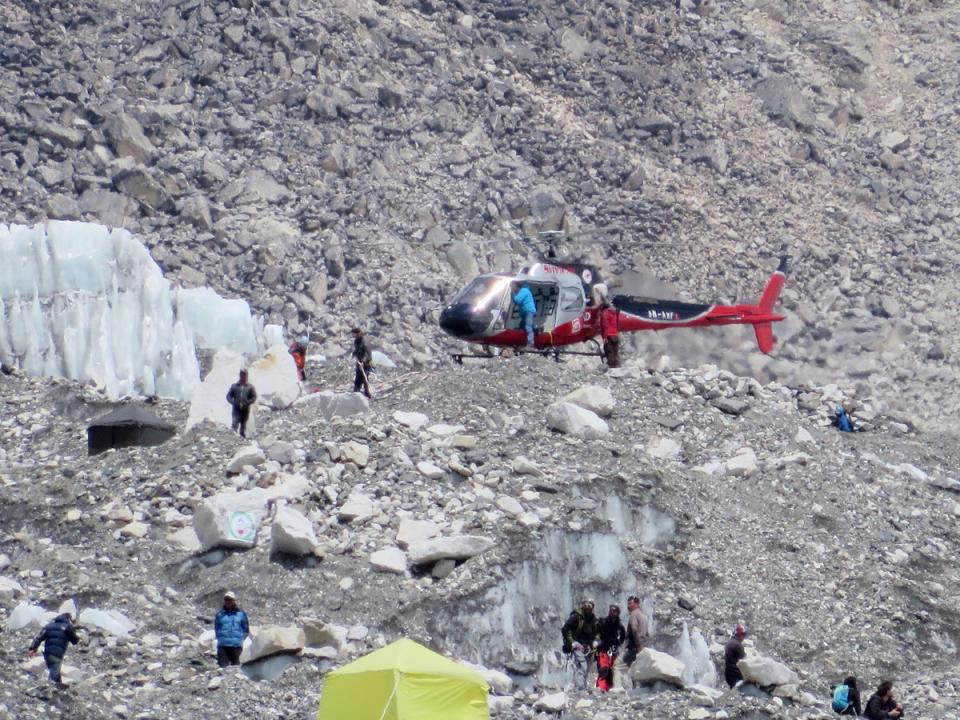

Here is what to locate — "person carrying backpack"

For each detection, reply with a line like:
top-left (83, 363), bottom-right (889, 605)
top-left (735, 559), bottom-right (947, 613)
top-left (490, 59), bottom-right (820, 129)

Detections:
top-left (833, 675), bottom-right (862, 715)
top-left (27, 613), bottom-right (80, 687)
top-left (561, 599), bottom-right (600, 690)
top-left (832, 404), bottom-right (854, 432)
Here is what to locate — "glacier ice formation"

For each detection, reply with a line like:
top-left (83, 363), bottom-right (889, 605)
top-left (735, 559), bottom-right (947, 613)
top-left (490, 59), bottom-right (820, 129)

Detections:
top-left (0, 221), bottom-right (267, 400)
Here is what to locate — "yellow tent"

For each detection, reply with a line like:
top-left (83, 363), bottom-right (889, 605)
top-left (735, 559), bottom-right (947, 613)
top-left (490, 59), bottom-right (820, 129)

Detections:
top-left (317, 638), bottom-right (490, 720)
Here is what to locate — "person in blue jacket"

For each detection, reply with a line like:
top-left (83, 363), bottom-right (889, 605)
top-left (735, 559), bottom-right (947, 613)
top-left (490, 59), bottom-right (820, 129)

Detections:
top-left (28, 612), bottom-right (79, 686)
top-left (214, 591), bottom-right (250, 667)
top-left (512, 283), bottom-right (537, 347)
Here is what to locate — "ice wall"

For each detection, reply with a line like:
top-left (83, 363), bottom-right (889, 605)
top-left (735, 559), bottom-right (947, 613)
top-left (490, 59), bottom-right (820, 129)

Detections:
top-left (0, 222), bottom-right (264, 400)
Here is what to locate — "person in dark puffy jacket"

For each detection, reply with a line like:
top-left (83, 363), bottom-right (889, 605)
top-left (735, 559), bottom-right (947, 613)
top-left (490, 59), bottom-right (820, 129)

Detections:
top-left (28, 613), bottom-right (79, 685)
top-left (214, 592), bottom-right (250, 667)
top-left (864, 680), bottom-right (903, 719)
top-left (724, 625), bottom-right (747, 688)
top-left (226, 370), bottom-right (257, 438)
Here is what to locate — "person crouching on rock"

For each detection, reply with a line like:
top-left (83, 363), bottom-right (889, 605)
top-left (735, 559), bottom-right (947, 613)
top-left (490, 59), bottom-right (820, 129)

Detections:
top-left (865, 680), bottom-right (904, 719)
top-left (226, 369), bottom-right (257, 438)
top-left (214, 592), bottom-right (249, 668)
top-left (28, 612), bottom-right (79, 687)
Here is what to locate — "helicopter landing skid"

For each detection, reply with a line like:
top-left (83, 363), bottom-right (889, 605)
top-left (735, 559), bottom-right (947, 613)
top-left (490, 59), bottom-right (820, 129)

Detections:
top-left (452, 340), bottom-right (605, 365)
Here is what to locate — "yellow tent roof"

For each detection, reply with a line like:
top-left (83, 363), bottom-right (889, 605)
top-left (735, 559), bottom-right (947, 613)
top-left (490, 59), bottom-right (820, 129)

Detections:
top-left (317, 638), bottom-right (490, 720)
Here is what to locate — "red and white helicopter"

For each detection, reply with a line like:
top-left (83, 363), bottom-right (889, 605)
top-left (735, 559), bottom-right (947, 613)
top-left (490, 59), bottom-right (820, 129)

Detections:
top-left (439, 255), bottom-right (790, 363)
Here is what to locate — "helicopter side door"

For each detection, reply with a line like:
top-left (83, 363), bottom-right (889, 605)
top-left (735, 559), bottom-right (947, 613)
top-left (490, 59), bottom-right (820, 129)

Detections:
top-left (507, 282), bottom-right (559, 332)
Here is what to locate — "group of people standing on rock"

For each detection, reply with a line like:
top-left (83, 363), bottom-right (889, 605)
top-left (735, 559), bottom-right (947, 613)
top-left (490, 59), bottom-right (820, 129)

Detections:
top-left (224, 328), bottom-right (376, 438)
top-left (561, 597), bottom-right (649, 692)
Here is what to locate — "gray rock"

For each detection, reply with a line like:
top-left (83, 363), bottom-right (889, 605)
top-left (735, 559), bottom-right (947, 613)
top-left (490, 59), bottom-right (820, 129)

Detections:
top-left (104, 113), bottom-right (154, 162)
top-left (755, 76), bottom-right (815, 131)
top-left (33, 122), bottom-right (84, 149)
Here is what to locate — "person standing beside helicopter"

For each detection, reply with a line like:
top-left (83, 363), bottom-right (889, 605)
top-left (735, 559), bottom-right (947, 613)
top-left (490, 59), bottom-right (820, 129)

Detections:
top-left (592, 283), bottom-right (620, 368)
top-left (512, 283), bottom-right (537, 347)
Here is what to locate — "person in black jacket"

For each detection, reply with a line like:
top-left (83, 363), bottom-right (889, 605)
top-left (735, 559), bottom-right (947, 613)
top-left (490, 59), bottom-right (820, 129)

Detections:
top-left (724, 625), bottom-right (747, 688)
top-left (226, 369), bottom-right (257, 437)
top-left (561, 599), bottom-right (600, 690)
top-left (864, 680), bottom-right (903, 719)
top-left (833, 675), bottom-right (862, 715)
top-left (596, 604), bottom-right (627, 691)
top-left (351, 328), bottom-right (373, 399)
top-left (28, 613), bottom-right (79, 685)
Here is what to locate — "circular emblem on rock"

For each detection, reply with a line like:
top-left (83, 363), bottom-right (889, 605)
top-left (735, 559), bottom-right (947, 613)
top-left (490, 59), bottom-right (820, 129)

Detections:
top-left (582, 269), bottom-right (593, 284)
top-left (228, 511), bottom-right (257, 542)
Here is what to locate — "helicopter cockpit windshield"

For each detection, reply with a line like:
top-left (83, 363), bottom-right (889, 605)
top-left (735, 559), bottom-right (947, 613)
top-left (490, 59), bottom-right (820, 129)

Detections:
top-left (451, 276), bottom-right (510, 310)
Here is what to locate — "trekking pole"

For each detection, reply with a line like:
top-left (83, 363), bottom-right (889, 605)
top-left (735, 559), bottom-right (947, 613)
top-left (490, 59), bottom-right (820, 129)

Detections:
top-left (356, 360), bottom-right (373, 399)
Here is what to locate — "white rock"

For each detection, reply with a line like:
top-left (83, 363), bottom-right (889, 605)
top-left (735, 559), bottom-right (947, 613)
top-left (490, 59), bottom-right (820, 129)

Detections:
top-left (371, 350), bottom-right (396, 368)
top-left (270, 505), bottom-right (318, 555)
top-left (630, 648), bottom-right (686, 687)
top-left (293, 390), bottom-right (369, 418)
top-left (562, 385), bottom-right (615, 417)
top-left (167, 527), bottom-right (201, 552)
top-left (544, 402), bottom-right (609, 439)
top-left (688, 709), bottom-right (711, 720)
top-left (207, 676), bottom-right (222, 690)
top-left (417, 461), bottom-right (445, 479)
top-left (303, 620), bottom-right (348, 652)
top-left (338, 493), bottom-right (374, 522)
top-left (725, 448), bottom-right (758, 477)
top-left (534, 692), bottom-right (567, 712)
top-left (7, 602), bottom-right (50, 630)
top-left (78, 607), bottom-right (137, 637)
top-left (689, 684), bottom-right (724, 706)
top-left (511, 456), bottom-right (542, 476)
top-left (340, 441), bottom-right (369, 467)
top-left (0, 575), bottom-right (24, 598)
top-left (393, 411), bottom-right (429, 430)
top-left (460, 661), bottom-right (514, 695)
top-left (58, 599), bottom-right (78, 621)
top-left (407, 535), bottom-right (495, 564)
top-left (120, 520), bottom-right (149, 538)
top-left (193, 488), bottom-right (270, 551)
top-left (240, 625), bottom-right (305, 663)
top-left (347, 625), bottom-right (369, 641)
top-left (249, 345), bottom-right (300, 409)
top-left (267, 441), bottom-right (296, 464)
top-left (269, 473), bottom-right (312, 501)
top-left (496, 496), bottom-right (524, 516)
top-left (427, 423), bottom-right (465, 437)
top-left (396, 518), bottom-right (439, 548)
top-left (369, 547), bottom-right (407, 574)
top-left (226, 445), bottom-right (266, 474)
top-left (738, 655), bottom-right (800, 687)
top-left (794, 427), bottom-right (816, 445)
top-left (518, 512), bottom-right (542, 528)
top-left (647, 436), bottom-right (682, 461)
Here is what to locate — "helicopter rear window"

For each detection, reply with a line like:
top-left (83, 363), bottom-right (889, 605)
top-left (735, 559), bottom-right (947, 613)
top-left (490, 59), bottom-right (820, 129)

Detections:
top-left (451, 277), bottom-right (509, 309)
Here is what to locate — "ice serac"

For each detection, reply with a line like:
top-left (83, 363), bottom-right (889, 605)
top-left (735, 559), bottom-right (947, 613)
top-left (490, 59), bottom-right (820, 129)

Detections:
top-left (0, 222), bottom-right (267, 400)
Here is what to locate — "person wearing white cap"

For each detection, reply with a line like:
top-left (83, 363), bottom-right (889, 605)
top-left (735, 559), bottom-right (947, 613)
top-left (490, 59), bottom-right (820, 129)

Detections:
top-left (214, 592), bottom-right (249, 667)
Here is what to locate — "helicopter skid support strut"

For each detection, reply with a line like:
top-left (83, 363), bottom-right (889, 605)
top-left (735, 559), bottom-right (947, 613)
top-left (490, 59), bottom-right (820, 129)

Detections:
top-left (452, 340), bottom-right (605, 365)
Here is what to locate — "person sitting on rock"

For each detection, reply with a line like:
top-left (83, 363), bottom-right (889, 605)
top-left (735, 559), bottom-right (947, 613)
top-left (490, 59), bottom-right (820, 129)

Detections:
top-left (832, 675), bottom-right (862, 716)
top-left (864, 680), bottom-right (903, 719)
top-left (596, 604), bottom-right (626, 691)
top-left (214, 592), bottom-right (249, 668)
top-left (724, 624), bottom-right (747, 688)
top-left (28, 612), bottom-right (79, 687)
top-left (226, 369), bottom-right (257, 438)
top-left (561, 598), bottom-right (600, 691)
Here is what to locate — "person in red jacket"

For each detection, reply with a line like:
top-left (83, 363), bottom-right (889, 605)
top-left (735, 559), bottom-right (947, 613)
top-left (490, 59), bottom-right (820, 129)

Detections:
top-left (288, 337), bottom-right (307, 382)
top-left (600, 304), bottom-right (620, 368)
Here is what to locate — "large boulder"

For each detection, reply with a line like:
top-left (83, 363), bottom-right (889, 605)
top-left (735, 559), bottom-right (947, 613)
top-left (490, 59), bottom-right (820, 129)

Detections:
top-left (186, 348), bottom-right (253, 433)
top-left (270, 505), bottom-right (318, 555)
top-left (240, 625), bottom-right (305, 663)
top-left (249, 345), bottom-right (300, 410)
top-left (78, 608), bottom-right (137, 637)
top-left (630, 648), bottom-right (685, 687)
top-left (393, 411), bottom-right (429, 431)
top-left (294, 390), bottom-right (369, 419)
top-left (302, 619), bottom-right (348, 652)
top-left (369, 547), bottom-right (407, 574)
top-left (738, 655), bottom-right (800, 687)
top-left (396, 518), bottom-right (439, 548)
top-left (193, 488), bottom-right (270, 551)
top-left (226, 445), bottom-right (266, 474)
top-left (562, 385), bottom-right (615, 417)
top-left (545, 402), bottom-right (609, 439)
top-left (407, 535), bottom-right (494, 565)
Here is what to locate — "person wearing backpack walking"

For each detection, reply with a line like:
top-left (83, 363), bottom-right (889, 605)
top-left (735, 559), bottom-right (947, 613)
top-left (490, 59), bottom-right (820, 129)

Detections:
top-left (723, 625), bottom-right (747, 688)
top-left (561, 599), bottom-right (600, 691)
top-left (833, 675), bottom-right (862, 715)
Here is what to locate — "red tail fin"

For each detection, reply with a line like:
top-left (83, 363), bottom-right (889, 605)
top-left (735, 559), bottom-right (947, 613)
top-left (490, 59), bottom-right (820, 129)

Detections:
top-left (753, 256), bottom-right (790, 354)
top-left (754, 322), bottom-right (774, 353)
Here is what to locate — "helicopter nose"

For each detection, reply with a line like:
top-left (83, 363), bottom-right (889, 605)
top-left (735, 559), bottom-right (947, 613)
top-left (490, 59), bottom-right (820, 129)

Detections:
top-left (439, 304), bottom-right (484, 338)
